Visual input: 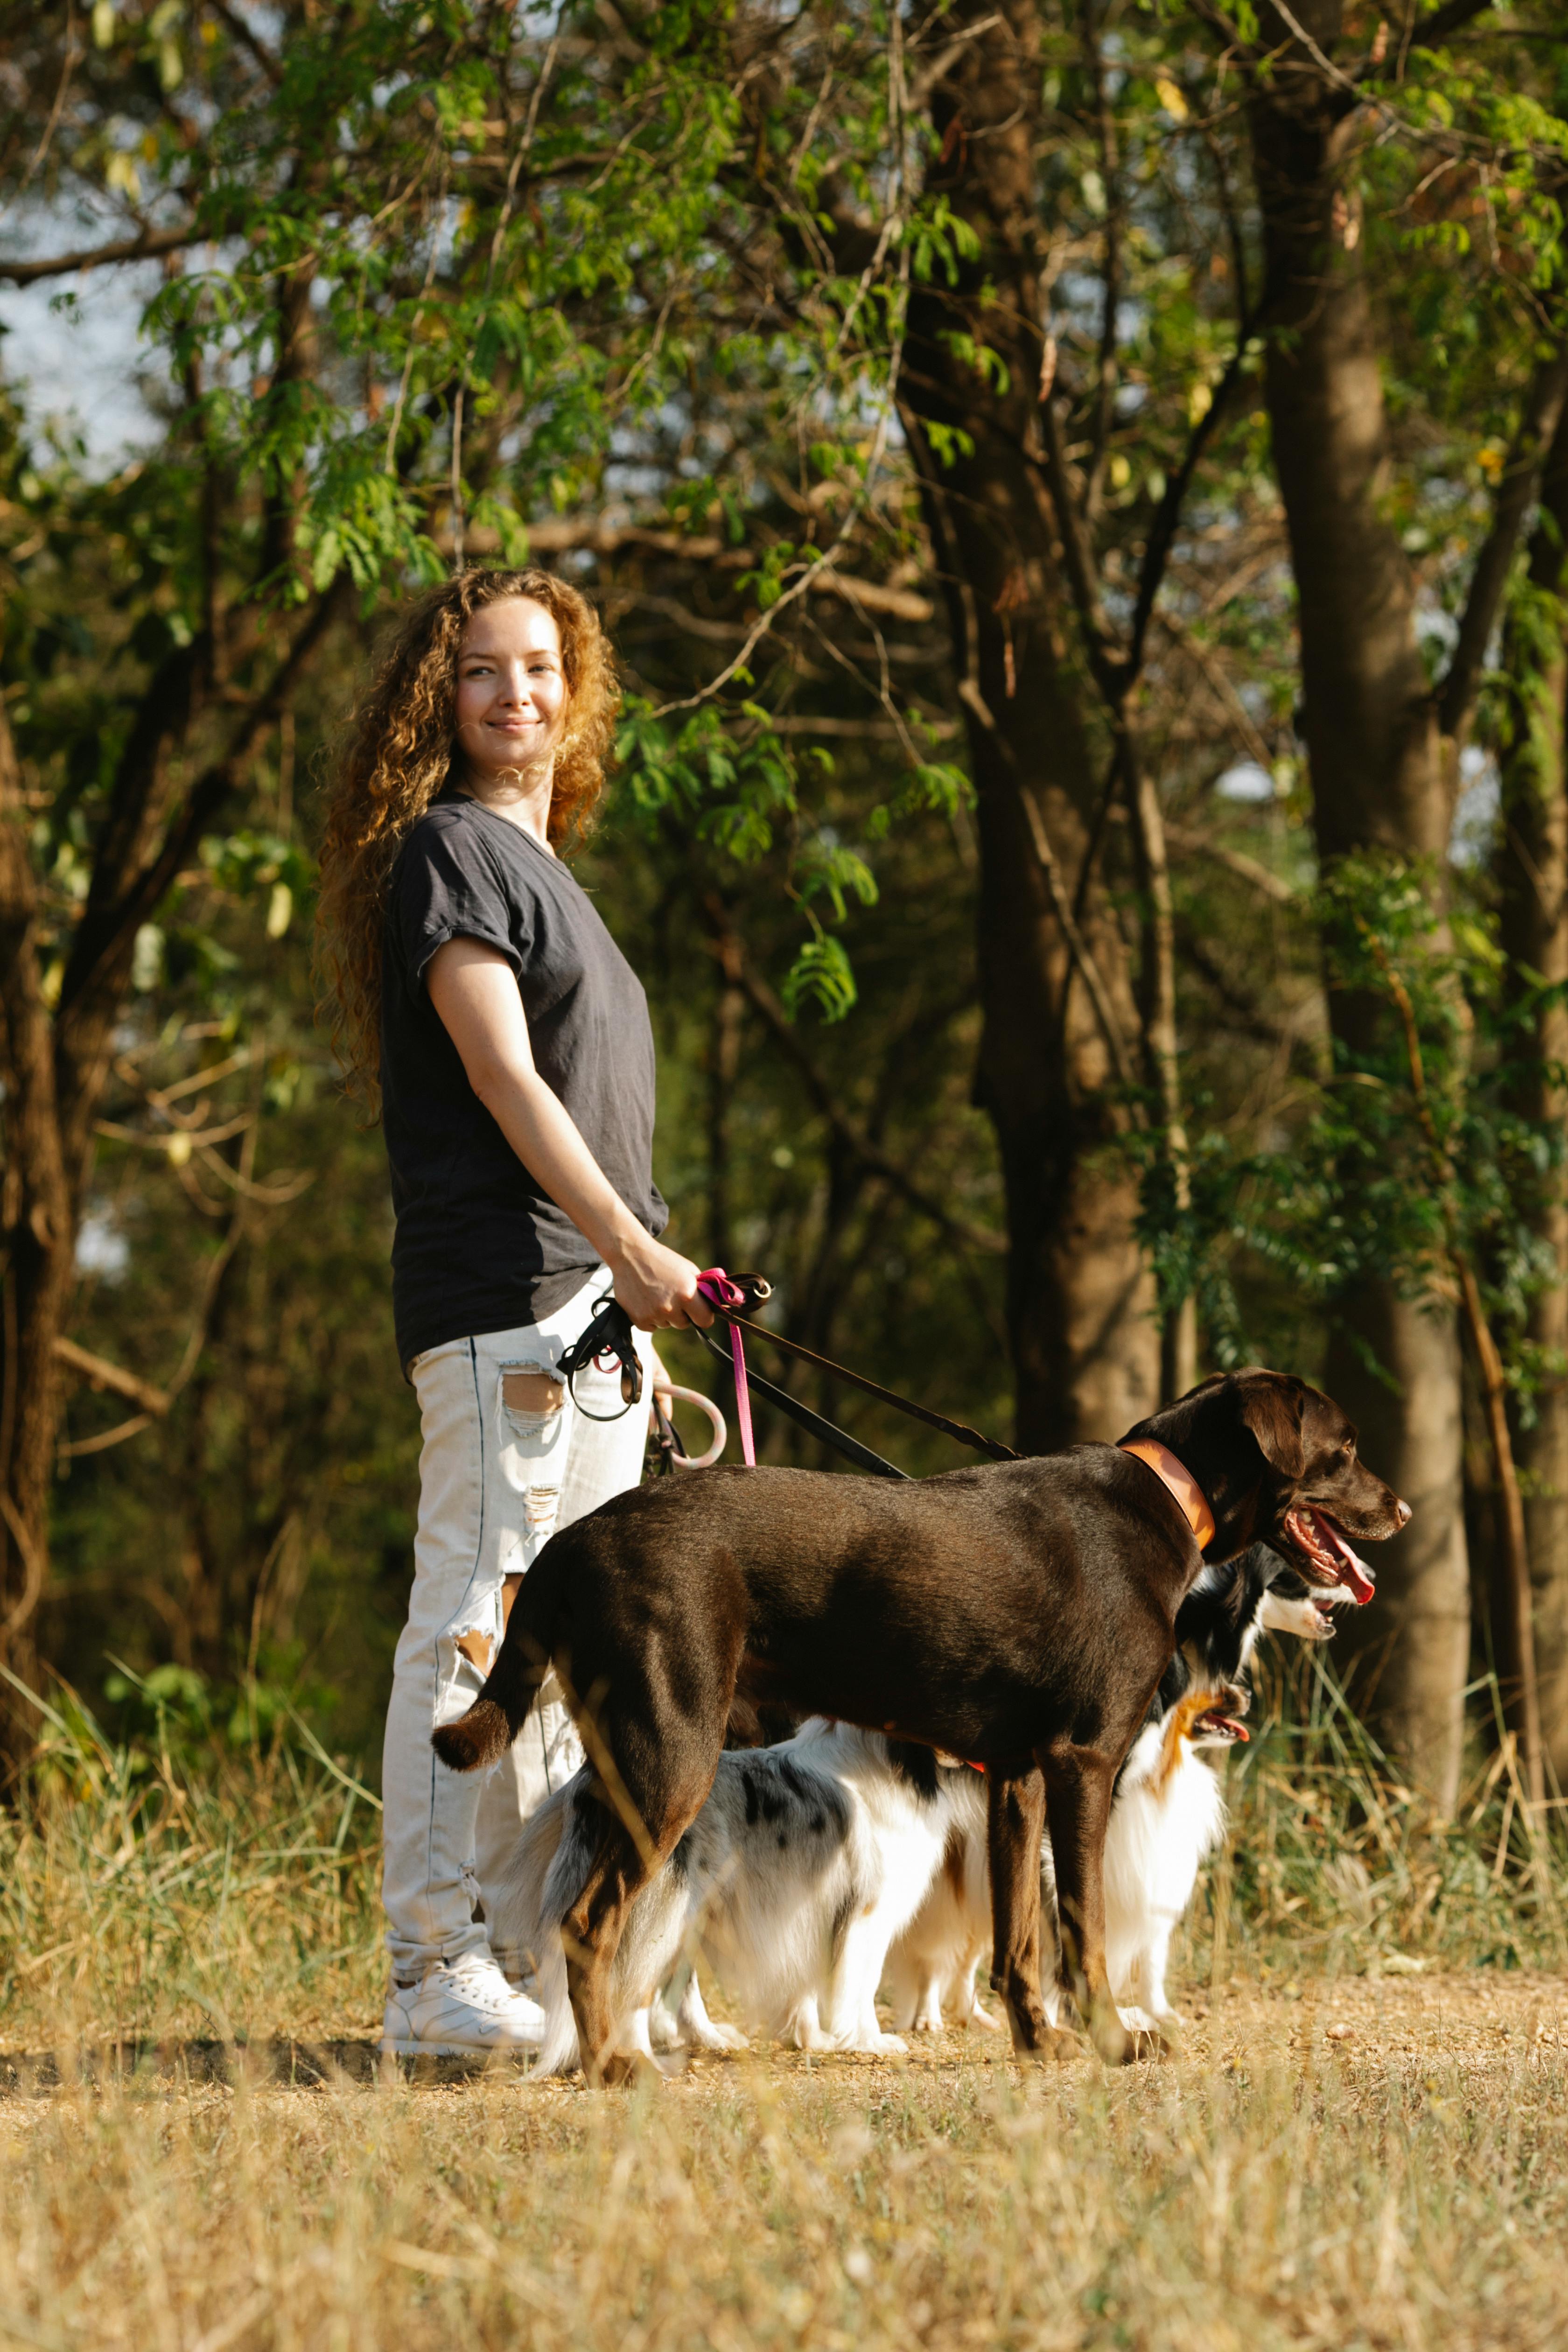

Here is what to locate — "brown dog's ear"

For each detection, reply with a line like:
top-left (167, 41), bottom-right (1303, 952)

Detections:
top-left (1241, 1376), bottom-right (1306, 1481)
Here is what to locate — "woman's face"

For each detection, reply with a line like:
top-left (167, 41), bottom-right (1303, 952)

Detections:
top-left (454, 598), bottom-right (568, 786)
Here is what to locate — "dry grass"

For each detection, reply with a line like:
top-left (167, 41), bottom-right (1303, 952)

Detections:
top-left (4, 1989), bottom-right (1568, 2352)
top-left (2, 1671), bottom-right (1568, 2351)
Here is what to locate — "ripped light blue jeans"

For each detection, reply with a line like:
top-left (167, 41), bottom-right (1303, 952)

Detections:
top-left (382, 1276), bottom-right (655, 1981)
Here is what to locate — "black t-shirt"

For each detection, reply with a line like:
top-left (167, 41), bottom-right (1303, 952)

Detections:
top-left (380, 794), bottom-right (667, 1365)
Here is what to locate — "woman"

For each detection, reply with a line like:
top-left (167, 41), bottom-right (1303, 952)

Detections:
top-left (320, 568), bottom-right (712, 2058)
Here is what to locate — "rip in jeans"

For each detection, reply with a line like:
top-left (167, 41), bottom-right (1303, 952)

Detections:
top-left (497, 1363), bottom-right (568, 1564)
top-left (452, 1574), bottom-right (524, 1678)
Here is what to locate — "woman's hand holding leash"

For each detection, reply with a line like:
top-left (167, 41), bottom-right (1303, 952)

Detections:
top-left (605, 1232), bottom-right (714, 1331)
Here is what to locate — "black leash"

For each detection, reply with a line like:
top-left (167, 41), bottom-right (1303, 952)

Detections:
top-left (714, 1309), bottom-right (1020, 1465)
top-left (695, 1323), bottom-right (910, 1481)
top-left (558, 1268), bottom-right (1017, 1481)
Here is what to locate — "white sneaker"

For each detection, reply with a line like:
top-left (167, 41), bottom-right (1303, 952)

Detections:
top-left (379, 1953), bottom-right (547, 2057)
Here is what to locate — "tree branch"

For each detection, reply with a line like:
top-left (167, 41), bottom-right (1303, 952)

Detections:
top-left (1032, 392), bottom-right (1128, 703)
top-left (1012, 761), bottom-right (1142, 1099)
top-left (208, 0), bottom-right (284, 86)
top-left (1082, 5), bottom-right (1124, 523)
top-left (58, 581), bottom-right (343, 1031)
top-left (52, 1337), bottom-right (170, 1419)
top-left (0, 222), bottom-right (200, 285)
top-left (52, 580), bottom-right (346, 1182)
top-left (1186, 0), bottom-right (1263, 65)
top-left (1128, 305), bottom-right (1271, 679)
top-left (456, 518), bottom-right (936, 621)
top-left (703, 905), bottom-right (1006, 1257)
top-left (1438, 343), bottom-right (1568, 745)
top-left (1166, 823), bottom-right (1299, 904)
top-left (1396, 0), bottom-right (1498, 54)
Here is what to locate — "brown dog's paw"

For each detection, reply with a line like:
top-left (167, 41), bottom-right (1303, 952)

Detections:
top-left (1087, 2002), bottom-right (1137, 2067)
top-left (431, 1700), bottom-right (511, 1774)
top-left (1010, 2023), bottom-right (1082, 2063)
top-left (595, 2048), bottom-right (670, 2090)
top-left (1040, 2025), bottom-right (1083, 2062)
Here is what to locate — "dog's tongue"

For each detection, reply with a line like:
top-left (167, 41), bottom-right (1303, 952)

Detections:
top-left (1197, 1709), bottom-right (1250, 1743)
top-left (1320, 1516), bottom-right (1376, 1606)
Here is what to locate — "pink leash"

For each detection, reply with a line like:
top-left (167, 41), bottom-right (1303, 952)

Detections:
top-left (697, 1268), bottom-right (756, 1465)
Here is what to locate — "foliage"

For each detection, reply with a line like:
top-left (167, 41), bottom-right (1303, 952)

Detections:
top-left (4, 0), bottom-right (1568, 1740)
top-left (1137, 856), bottom-right (1568, 1401)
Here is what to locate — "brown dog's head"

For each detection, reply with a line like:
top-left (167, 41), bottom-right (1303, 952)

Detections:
top-left (1122, 1369), bottom-right (1410, 1600)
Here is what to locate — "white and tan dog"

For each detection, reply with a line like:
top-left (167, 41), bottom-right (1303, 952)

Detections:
top-left (887, 1545), bottom-right (1354, 2040)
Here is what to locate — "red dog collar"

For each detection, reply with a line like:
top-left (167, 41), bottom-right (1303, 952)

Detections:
top-left (1119, 1439), bottom-right (1217, 1552)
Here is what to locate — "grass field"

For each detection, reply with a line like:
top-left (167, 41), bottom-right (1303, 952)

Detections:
top-left (2, 1659), bottom-right (1567, 2351)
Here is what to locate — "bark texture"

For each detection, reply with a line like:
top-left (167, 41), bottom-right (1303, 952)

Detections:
top-left (1247, 3), bottom-right (1468, 1805)
top-left (1496, 411), bottom-right (1568, 1789)
top-left (0, 704), bottom-right (72, 1755)
top-left (905, 0), bottom-right (1159, 1449)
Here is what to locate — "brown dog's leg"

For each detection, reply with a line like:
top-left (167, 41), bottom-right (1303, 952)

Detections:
top-left (987, 1769), bottom-right (1076, 2059)
top-left (558, 1689), bottom-right (728, 2084)
top-left (1041, 1757), bottom-right (1135, 2066)
top-left (561, 1812), bottom-right (662, 2087)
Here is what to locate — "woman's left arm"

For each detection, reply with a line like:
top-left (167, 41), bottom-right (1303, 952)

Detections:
top-left (427, 937), bottom-right (713, 1331)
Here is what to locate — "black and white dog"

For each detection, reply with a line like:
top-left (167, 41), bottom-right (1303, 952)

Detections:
top-left (493, 1716), bottom-right (980, 2073)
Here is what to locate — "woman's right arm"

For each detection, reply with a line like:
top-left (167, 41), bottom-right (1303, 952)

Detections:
top-left (425, 938), bottom-right (712, 1331)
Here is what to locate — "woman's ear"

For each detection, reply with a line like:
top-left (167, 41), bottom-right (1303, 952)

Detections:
top-left (1241, 1377), bottom-right (1306, 1480)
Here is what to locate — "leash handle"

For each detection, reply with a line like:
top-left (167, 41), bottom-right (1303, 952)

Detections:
top-left (557, 1293), bottom-right (643, 1421)
top-left (651, 1381), bottom-right (727, 1471)
top-left (697, 1269), bottom-right (756, 1464)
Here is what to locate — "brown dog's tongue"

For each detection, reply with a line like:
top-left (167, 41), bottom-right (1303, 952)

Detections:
top-left (1322, 1518), bottom-right (1376, 1606)
top-left (1288, 1505), bottom-right (1378, 1605)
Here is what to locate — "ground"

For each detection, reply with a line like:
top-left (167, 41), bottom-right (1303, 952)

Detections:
top-left (4, 1969), bottom-right (1567, 2352)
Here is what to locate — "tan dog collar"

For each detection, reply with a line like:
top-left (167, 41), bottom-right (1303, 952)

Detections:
top-left (1119, 1439), bottom-right (1217, 1552)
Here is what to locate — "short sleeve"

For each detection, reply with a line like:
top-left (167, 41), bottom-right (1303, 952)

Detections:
top-left (390, 814), bottom-right (529, 988)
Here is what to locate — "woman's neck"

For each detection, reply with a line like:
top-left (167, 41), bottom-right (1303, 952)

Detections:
top-left (457, 760), bottom-right (555, 853)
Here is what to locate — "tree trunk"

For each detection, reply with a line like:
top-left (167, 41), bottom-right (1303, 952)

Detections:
top-left (1496, 406), bottom-right (1568, 1790)
top-left (0, 580), bottom-right (340, 1757)
top-left (1248, 5), bottom-right (1469, 1806)
top-left (0, 707), bottom-right (74, 1768)
top-left (905, 0), bottom-right (1158, 1449)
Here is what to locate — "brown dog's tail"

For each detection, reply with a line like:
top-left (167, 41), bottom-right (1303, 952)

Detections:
top-left (431, 1552), bottom-right (561, 1774)
top-left (432, 1696), bottom-right (517, 1774)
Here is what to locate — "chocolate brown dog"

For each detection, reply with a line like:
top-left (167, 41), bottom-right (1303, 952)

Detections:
top-left (434, 1369), bottom-right (1408, 2077)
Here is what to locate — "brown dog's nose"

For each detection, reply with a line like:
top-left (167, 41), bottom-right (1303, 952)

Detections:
top-left (1396, 1497), bottom-right (1413, 1528)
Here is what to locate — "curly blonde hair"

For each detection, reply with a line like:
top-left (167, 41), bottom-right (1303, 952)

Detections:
top-left (317, 567), bottom-right (619, 1106)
